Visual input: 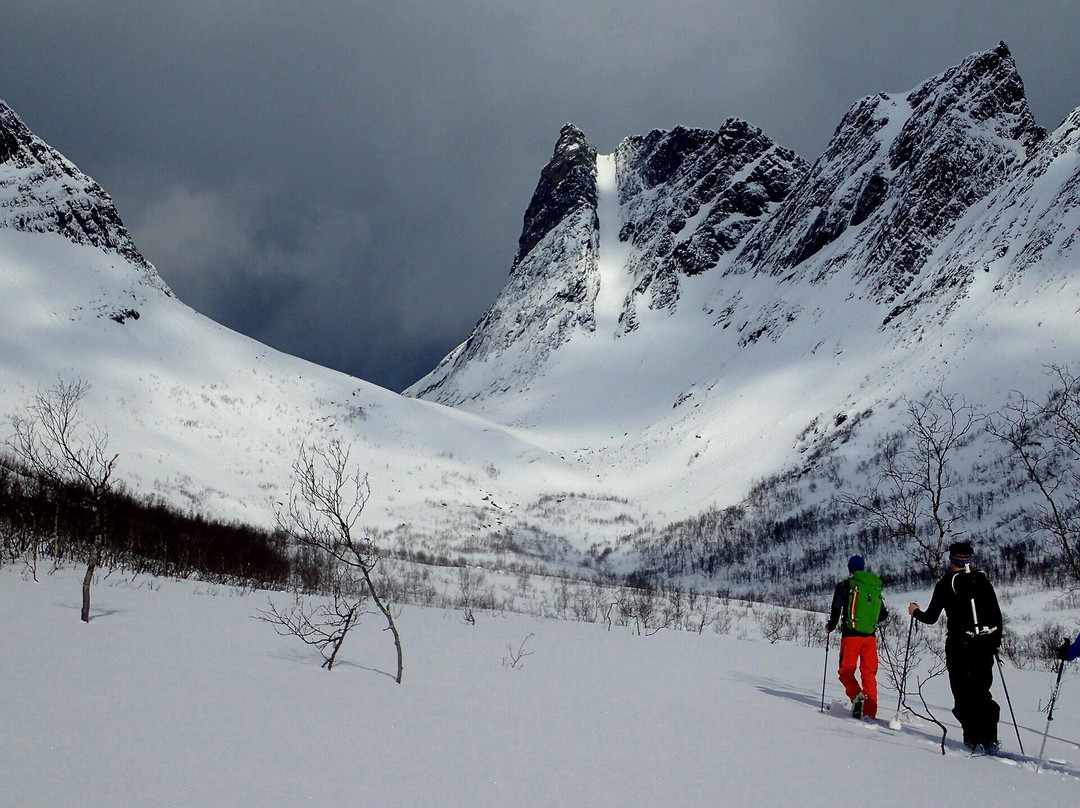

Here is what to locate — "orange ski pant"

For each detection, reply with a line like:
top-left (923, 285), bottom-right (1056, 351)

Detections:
top-left (838, 635), bottom-right (879, 718)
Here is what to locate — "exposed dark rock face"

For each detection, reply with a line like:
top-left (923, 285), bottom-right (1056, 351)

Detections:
top-left (409, 126), bottom-right (600, 403)
top-left (409, 42), bottom-right (1065, 410)
top-left (0, 101), bottom-right (162, 279)
top-left (616, 121), bottom-right (808, 325)
top-left (730, 42), bottom-right (1045, 308)
top-left (514, 124), bottom-right (598, 266)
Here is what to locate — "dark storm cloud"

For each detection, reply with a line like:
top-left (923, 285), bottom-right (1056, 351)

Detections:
top-left (3, 1), bottom-right (1078, 391)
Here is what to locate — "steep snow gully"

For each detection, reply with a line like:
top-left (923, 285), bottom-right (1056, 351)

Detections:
top-left (594, 153), bottom-right (633, 337)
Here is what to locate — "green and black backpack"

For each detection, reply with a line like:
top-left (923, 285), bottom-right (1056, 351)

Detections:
top-left (846, 570), bottom-right (884, 634)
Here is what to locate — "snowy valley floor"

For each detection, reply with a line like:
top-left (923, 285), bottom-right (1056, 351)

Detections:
top-left (2, 566), bottom-right (1079, 807)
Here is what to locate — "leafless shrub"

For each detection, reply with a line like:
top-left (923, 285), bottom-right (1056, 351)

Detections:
top-left (756, 606), bottom-right (797, 644)
top-left (989, 365), bottom-right (1080, 588)
top-left (5, 378), bottom-right (118, 622)
top-left (274, 440), bottom-right (402, 683)
top-left (503, 633), bottom-right (535, 669)
top-left (458, 565), bottom-right (482, 625)
top-left (1001, 621), bottom-right (1071, 670)
top-left (840, 390), bottom-right (978, 578)
top-left (685, 587), bottom-right (716, 634)
top-left (906, 648), bottom-right (950, 755)
top-left (616, 583), bottom-right (668, 635)
top-left (258, 582), bottom-right (368, 670)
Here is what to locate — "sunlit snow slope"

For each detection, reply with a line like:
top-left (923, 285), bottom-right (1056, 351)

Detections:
top-left (0, 97), bottom-right (612, 549)
top-left (4, 42), bottom-right (1080, 570)
top-left (409, 44), bottom-right (1080, 524)
top-left (0, 227), bottom-right (607, 540)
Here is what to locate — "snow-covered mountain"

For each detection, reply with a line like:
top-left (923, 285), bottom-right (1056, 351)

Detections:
top-left (730, 42), bottom-right (1044, 305)
top-left (409, 118), bottom-right (809, 405)
top-left (0, 99), bottom-right (622, 559)
top-left (3, 42), bottom-right (1080, 585)
top-left (0, 101), bottom-right (157, 278)
top-left (406, 42), bottom-right (1080, 539)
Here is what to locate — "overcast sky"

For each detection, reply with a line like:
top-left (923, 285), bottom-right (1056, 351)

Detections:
top-left (4, 1), bottom-right (1079, 392)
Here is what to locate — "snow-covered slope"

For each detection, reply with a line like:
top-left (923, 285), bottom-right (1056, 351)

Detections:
top-left (407, 42), bottom-right (1080, 530)
top-left (0, 101), bottom-right (616, 551)
top-left (730, 42), bottom-right (1044, 306)
top-left (4, 566), bottom-right (1080, 807)
top-left (929, 104), bottom-right (1080, 312)
top-left (3, 42), bottom-right (1080, 579)
top-left (0, 227), bottom-right (607, 541)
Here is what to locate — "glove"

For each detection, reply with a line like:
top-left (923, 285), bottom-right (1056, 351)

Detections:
top-left (825, 621), bottom-right (835, 633)
top-left (1057, 641), bottom-right (1072, 661)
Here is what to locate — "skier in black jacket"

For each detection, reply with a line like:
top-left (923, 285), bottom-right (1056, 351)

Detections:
top-left (908, 541), bottom-right (1003, 753)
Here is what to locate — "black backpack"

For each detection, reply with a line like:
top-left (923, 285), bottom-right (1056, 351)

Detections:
top-left (950, 569), bottom-right (1001, 644)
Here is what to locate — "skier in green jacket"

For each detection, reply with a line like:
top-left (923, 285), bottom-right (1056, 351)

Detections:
top-left (826, 555), bottom-right (888, 720)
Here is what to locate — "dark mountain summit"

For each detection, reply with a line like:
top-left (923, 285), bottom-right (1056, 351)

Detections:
top-left (0, 100), bottom-right (160, 278)
top-left (616, 120), bottom-right (808, 328)
top-left (729, 42), bottom-right (1045, 311)
top-left (515, 123), bottom-right (598, 266)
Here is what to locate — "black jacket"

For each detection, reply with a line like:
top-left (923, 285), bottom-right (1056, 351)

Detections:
top-left (912, 568), bottom-right (1002, 647)
top-left (827, 577), bottom-right (888, 637)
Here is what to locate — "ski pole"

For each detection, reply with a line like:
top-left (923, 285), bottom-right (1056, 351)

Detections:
top-left (1036, 658), bottom-right (1066, 773)
top-left (820, 629), bottom-right (831, 712)
top-left (995, 653), bottom-right (1024, 754)
top-left (896, 615), bottom-right (916, 714)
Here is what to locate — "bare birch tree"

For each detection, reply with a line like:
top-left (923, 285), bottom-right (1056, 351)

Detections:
top-left (274, 440), bottom-right (402, 682)
top-left (840, 391), bottom-right (978, 577)
top-left (989, 365), bottom-right (1080, 587)
top-left (6, 378), bottom-right (118, 622)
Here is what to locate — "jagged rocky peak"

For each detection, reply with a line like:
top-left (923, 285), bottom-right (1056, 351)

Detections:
top-left (0, 100), bottom-right (159, 277)
top-left (902, 42), bottom-right (1043, 151)
top-left (731, 42), bottom-right (1045, 307)
top-left (406, 125), bottom-right (601, 403)
top-left (929, 102), bottom-right (1080, 305)
top-left (514, 123), bottom-right (598, 265)
top-left (615, 119), bottom-right (809, 321)
top-left (409, 118), bottom-right (811, 400)
top-left (617, 125), bottom-right (716, 193)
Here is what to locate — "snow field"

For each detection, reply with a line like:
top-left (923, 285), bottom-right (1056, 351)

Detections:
top-left (2, 566), bottom-right (1079, 807)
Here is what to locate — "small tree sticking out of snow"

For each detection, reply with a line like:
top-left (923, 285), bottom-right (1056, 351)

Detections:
top-left (6, 377), bottom-right (118, 622)
top-left (273, 441), bottom-right (402, 683)
top-left (258, 576), bottom-right (368, 671)
top-left (502, 633), bottom-right (534, 669)
top-left (457, 565), bottom-right (480, 625)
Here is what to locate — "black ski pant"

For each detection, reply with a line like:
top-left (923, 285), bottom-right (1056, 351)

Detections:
top-left (945, 637), bottom-right (1000, 746)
